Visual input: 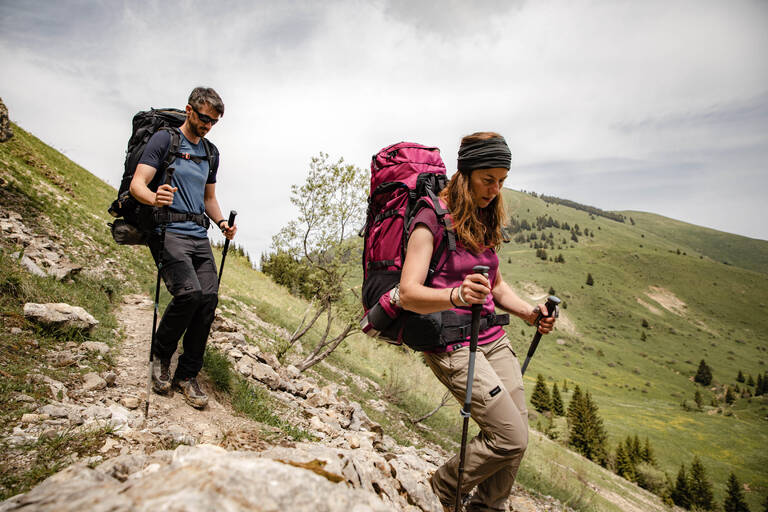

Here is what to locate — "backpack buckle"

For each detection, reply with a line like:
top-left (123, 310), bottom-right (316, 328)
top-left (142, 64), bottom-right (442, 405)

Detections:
top-left (182, 153), bottom-right (191, 160)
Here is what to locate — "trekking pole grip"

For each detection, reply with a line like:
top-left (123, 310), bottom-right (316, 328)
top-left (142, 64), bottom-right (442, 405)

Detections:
top-left (521, 295), bottom-right (561, 375)
top-left (227, 210), bottom-right (237, 227)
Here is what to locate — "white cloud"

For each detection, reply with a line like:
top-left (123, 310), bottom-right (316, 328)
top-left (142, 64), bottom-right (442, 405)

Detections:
top-left (1, 0), bottom-right (767, 260)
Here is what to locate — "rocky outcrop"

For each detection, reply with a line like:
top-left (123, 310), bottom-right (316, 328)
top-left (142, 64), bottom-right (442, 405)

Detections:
top-left (0, 444), bottom-right (395, 512)
top-left (0, 97), bottom-right (12, 142)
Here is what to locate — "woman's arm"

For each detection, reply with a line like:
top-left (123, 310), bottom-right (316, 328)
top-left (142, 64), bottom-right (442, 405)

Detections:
top-left (492, 269), bottom-right (556, 334)
top-left (399, 225), bottom-right (489, 314)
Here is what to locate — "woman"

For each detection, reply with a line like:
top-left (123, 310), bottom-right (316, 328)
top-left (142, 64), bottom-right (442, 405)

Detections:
top-left (399, 132), bottom-right (556, 511)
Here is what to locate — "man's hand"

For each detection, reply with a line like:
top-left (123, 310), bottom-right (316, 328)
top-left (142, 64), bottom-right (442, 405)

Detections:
top-left (153, 184), bottom-right (177, 207)
top-left (219, 221), bottom-right (237, 240)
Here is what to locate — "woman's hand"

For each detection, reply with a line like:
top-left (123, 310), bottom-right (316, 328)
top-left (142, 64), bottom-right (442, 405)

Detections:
top-left (458, 272), bottom-right (491, 305)
top-left (531, 303), bottom-right (557, 334)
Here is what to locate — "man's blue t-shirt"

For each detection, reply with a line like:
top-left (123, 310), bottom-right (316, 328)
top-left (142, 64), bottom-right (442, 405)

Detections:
top-left (138, 130), bottom-right (218, 239)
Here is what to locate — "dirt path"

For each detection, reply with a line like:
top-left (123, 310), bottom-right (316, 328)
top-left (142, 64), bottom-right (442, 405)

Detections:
top-left (108, 294), bottom-right (265, 451)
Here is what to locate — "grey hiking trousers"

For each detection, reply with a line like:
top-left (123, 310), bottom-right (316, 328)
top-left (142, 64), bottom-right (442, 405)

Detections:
top-left (148, 231), bottom-right (218, 380)
top-left (424, 335), bottom-right (528, 511)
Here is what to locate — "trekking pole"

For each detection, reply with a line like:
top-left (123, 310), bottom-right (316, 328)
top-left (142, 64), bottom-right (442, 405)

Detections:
top-left (145, 169), bottom-right (175, 419)
top-left (217, 210), bottom-right (237, 284)
top-left (455, 264), bottom-right (489, 512)
top-left (520, 295), bottom-right (561, 376)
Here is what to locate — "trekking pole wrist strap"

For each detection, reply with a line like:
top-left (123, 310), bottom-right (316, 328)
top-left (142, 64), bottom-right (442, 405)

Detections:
top-left (216, 218), bottom-right (227, 230)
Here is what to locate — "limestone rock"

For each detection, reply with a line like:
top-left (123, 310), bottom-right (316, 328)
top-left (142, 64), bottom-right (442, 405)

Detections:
top-left (252, 361), bottom-right (281, 389)
top-left (50, 350), bottom-right (77, 367)
top-left (20, 255), bottom-right (46, 277)
top-left (80, 341), bottom-right (110, 355)
top-left (23, 303), bottom-right (99, 332)
top-left (120, 397), bottom-right (140, 410)
top-left (37, 404), bottom-right (69, 418)
top-left (103, 372), bottom-right (117, 387)
top-left (82, 372), bottom-right (106, 391)
top-left (0, 97), bottom-right (13, 142)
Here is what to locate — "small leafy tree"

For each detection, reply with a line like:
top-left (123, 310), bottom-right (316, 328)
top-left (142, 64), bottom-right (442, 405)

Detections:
top-left (723, 472), bottom-right (751, 512)
top-left (267, 152), bottom-right (367, 371)
top-left (695, 359), bottom-right (713, 386)
top-left (694, 389), bottom-right (703, 409)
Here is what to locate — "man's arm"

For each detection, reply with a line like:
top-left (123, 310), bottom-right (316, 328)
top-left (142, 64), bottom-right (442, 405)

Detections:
top-left (204, 183), bottom-right (236, 240)
top-left (130, 164), bottom-right (176, 206)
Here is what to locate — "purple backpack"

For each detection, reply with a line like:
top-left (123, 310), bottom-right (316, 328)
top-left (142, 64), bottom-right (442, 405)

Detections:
top-left (360, 142), bottom-right (456, 345)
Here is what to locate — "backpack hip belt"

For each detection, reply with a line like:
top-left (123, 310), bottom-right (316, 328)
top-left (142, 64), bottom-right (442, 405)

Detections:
top-left (153, 209), bottom-right (210, 228)
top-left (439, 310), bottom-right (510, 344)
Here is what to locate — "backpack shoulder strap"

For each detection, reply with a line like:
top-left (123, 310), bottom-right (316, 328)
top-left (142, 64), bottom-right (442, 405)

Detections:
top-left (410, 193), bottom-right (456, 285)
top-left (201, 138), bottom-right (219, 180)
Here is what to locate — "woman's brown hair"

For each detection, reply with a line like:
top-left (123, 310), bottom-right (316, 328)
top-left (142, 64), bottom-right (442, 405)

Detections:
top-left (439, 132), bottom-right (507, 253)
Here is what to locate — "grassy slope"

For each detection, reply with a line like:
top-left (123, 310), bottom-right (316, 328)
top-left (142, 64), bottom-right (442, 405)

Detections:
top-left (620, 210), bottom-right (768, 275)
top-left (3, 122), bottom-right (766, 510)
top-left (499, 189), bottom-right (768, 510)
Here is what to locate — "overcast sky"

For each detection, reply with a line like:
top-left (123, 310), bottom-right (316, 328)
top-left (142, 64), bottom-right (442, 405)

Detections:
top-left (1, 0), bottom-right (767, 260)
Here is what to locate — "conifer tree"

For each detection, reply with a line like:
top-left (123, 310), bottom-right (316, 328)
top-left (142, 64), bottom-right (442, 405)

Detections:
top-left (530, 374), bottom-right (552, 412)
top-left (723, 472), bottom-right (751, 512)
top-left (737, 370), bottom-right (745, 383)
top-left (641, 437), bottom-right (656, 466)
top-left (567, 385), bottom-right (583, 424)
top-left (568, 390), bottom-right (609, 465)
top-left (671, 464), bottom-right (692, 509)
top-left (631, 435), bottom-right (642, 464)
top-left (551, 382), bottom-right (565, 416)
top-left (586, 273), bottom-right (594, 286)
top-left (690, 456), bottom-right (715, 511)
top-left (695, 360), bottom-right (713, 386)
top-left (694, 389), bottom-right (703, 409)
top-left (726, 386), bottom-right (736, 405)
top-left (614, 443), bottom-right (635, 481)
top-left (747, 374), bottom-right (755, 387)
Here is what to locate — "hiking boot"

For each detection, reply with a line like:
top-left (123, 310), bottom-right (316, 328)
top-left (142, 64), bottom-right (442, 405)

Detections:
top-left (151, 359), bottom-right (172, 394)
top-left (173, 376), bottom-right (208, 409)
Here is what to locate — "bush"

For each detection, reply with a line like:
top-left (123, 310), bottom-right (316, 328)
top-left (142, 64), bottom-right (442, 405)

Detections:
top-left (636, 462), bottom-right (666, 494)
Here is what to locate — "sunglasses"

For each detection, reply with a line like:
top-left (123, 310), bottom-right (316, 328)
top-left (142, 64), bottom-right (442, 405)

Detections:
top-left (190, 105), bottom-right (219, 126)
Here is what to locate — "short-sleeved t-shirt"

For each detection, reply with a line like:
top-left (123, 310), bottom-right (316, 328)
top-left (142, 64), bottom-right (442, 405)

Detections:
top-left (139, 130), bottom-right (218, 239)
top-left (408, 201), bottom-right (505, 352)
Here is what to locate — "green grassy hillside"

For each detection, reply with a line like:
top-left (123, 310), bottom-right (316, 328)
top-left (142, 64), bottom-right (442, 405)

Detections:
top-left (2, 122), bottom-right (766, 510)
top-left (499, 189), bottom-right (768, 510)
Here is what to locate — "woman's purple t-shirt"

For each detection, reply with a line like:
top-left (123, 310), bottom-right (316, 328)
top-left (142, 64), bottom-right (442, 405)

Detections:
top-left (408, 202), bottom-right (505, 352)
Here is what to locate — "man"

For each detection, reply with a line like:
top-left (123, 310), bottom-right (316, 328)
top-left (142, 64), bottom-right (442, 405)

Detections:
top-left (130, 87), bottom-right (236, 408)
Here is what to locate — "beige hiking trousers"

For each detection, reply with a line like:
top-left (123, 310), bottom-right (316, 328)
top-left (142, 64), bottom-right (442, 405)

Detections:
top-left (424, 335), bottom-right (528, 511)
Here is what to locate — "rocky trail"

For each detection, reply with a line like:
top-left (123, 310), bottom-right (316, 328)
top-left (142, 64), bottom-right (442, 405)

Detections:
top-left (1, 286), bottom-right (569, 511)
